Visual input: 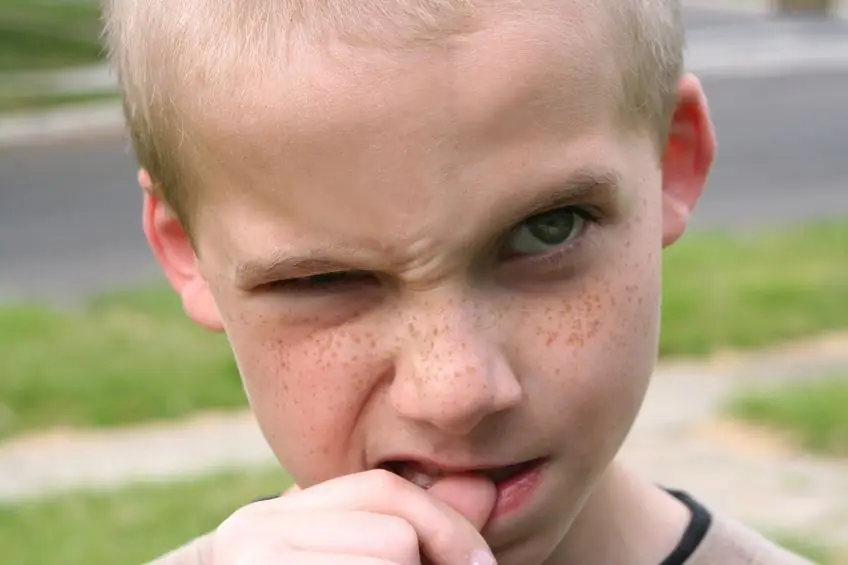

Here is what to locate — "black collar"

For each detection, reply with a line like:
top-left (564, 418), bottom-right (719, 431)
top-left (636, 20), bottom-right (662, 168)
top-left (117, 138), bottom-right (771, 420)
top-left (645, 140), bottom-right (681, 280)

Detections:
top-left (660, 490), bottom-right (713, 565)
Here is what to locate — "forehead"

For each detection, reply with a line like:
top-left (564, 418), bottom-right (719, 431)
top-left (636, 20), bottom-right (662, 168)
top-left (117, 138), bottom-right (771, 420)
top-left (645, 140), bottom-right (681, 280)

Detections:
top-left (185, 4), bottom-right (628, 266)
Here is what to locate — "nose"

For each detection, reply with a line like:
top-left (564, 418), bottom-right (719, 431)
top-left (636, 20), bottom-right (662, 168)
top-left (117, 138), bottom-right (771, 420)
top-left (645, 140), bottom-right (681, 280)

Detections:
top-left (390, 300), bottom-right (523, 436)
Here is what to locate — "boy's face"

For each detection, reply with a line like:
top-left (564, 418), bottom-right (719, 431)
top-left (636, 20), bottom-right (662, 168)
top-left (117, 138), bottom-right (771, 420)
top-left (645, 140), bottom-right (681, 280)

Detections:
top-left (145, 5), bottom-right (714, 563)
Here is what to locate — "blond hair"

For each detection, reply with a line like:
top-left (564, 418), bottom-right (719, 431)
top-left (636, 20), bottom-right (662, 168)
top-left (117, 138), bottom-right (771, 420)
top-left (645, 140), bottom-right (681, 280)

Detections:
top-left (101, 0), bottom-right (684, 234)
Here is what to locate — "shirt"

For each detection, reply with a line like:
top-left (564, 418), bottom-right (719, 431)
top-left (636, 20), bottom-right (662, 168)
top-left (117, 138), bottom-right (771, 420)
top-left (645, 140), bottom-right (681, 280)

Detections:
top-left (664, 490), bottom-right (814, 565)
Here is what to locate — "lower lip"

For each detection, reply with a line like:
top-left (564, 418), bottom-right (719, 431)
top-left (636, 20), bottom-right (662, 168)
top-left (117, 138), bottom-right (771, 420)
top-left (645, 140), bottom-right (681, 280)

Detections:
top-left (490, 459), bottom-right (547, 519)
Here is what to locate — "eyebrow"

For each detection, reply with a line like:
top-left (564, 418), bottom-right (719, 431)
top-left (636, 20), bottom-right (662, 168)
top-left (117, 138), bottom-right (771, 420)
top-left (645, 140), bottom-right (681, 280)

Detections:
top-left (483, 165), bottom-right (623, 236)
top-left (518, 166), bottom-right (621, 215)
top-left (234, 254), bottom-right (354, 288)
top-left (232, 165), bottom-right (622, 287)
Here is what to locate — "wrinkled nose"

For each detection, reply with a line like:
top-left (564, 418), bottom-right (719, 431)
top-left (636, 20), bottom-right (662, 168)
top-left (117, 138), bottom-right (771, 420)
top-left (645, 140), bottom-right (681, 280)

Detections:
top-left (390, 304), bottom-right (522, 436)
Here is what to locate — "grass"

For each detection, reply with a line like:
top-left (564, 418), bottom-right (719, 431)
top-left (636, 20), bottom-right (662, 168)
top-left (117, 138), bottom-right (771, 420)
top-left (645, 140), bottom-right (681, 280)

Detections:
top-left (769, 531), bottom-right (835, 564)
top-left (0, 466), bottom-right (292, 565)
top-left (0, 0), bottom-right (105, 72)
top-left (0, 288), bottom-right (247, 440)
top-left (660, 218), bottom-right (848, 357)
top-left (0, 219), bottom-right (846, 439)
top-left (726, 373), bottom-right (848, 457)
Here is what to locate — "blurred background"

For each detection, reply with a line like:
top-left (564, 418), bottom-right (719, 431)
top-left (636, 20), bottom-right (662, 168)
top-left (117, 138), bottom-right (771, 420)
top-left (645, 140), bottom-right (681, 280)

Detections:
top-left (0, 0), bottom-right (847, 563)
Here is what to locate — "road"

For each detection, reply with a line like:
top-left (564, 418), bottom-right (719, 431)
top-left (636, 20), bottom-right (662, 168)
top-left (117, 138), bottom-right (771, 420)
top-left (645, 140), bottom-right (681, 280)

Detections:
top-left (1, 9), bottom-right (847, 303)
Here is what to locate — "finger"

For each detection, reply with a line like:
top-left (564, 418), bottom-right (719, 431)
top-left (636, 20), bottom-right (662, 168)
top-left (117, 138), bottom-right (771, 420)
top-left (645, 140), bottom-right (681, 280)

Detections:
top-left (280, 511), bottom-right (420, 565)
top-left (426, 475), bottom-right (496, 531)
top-left (214, 510), bottom-right (418, 565)
top-left (274, 550), bottom-right (404, 565)
top-left (271, 470), bottom-right (496, 565)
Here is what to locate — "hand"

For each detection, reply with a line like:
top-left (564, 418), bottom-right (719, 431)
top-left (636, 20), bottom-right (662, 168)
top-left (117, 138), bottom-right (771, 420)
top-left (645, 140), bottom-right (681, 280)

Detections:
top-left (211, 469), bottom-right (497, 565)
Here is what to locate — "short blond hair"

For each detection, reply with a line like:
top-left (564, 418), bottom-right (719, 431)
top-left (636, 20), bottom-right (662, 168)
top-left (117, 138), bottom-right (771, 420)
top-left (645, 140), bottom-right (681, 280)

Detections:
top-left (101, 0), bottom-right (684, 234)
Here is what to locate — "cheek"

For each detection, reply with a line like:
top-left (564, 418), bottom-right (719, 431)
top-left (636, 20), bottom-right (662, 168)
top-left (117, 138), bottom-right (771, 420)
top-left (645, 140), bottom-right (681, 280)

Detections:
top-left (511, 220), bottom-right (662, 468)
top-left (220, 305), bottom-right (387, 486)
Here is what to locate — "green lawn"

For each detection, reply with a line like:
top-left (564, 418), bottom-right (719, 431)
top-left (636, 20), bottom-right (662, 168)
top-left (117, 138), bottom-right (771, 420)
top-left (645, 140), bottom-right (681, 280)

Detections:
top-left (0, 0), bottom-right (105, 72)
top-left (0, 288), bottom-right (247, 440)
top-left (660, 218), bottom-right (848, 356)
top-left (726, 373), bottom-right (848, 457)
top-left (768, 531), bottom-right (835, 565)
top-left (0, 466), bottom-right (291, 565)
top-left (1, 219), bottom-right (846, 439)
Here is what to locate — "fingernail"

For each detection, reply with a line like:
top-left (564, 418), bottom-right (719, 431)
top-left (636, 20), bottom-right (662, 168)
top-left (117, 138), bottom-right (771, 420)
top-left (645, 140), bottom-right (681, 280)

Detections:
top-left (470, 549), bottom-right (497, 565)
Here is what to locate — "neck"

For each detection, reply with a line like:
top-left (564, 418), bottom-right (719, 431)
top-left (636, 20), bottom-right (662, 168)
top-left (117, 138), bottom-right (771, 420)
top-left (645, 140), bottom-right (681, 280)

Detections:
top-left (546, 461), bottom-right (692, 565)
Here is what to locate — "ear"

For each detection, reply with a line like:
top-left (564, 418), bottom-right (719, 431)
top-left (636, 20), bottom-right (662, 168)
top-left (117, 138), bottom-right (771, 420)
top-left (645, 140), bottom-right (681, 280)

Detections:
top-left (139, 169), bottom-right (224, 332)
top-left (661, 73), bottom-right (717, 248)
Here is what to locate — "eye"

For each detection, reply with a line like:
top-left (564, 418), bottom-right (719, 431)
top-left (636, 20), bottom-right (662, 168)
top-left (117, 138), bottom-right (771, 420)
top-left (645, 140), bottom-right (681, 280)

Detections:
top-left (502, 207), bottom-right (589, 257)
top-left (268, 270), bottom-right (377, 293)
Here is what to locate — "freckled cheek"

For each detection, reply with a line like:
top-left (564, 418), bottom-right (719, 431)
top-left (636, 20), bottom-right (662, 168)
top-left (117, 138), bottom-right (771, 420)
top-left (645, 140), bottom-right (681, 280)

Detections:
top-left (223, 315), bottom-right (388, 485)
top-left (511, 250), bottom-right (661, 466)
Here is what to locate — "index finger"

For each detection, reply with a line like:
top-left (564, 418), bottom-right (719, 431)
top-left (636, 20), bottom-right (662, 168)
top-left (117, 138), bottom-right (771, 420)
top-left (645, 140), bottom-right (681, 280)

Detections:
top-left (266, 470), bottom-right (497, 565)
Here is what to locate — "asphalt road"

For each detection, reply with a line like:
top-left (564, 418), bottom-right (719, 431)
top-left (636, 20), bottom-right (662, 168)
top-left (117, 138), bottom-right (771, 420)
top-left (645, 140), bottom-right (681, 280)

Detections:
top-left (1, 11), bottom-right (847, 303)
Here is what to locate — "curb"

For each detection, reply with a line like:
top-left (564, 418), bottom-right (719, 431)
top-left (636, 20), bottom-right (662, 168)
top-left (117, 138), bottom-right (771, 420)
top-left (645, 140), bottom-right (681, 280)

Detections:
top-left (686, 33), bottom-right (848, 77)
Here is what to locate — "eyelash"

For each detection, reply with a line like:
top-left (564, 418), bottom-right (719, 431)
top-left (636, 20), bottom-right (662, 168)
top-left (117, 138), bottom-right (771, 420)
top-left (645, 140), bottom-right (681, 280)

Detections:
top-left (265, 205), bottom-right (601, 295)
top-left (264, 270), bottom-right (378, 293)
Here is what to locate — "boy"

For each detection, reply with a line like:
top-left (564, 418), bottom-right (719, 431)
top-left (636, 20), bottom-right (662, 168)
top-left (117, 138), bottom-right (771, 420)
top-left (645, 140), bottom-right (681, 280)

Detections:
top-left (101, 0), bottom-right (812, 563)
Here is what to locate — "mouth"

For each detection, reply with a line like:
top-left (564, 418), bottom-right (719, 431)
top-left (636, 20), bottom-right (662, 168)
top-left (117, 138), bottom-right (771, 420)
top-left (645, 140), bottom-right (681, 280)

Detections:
top-left (379, 458), bottom-right (545, 490)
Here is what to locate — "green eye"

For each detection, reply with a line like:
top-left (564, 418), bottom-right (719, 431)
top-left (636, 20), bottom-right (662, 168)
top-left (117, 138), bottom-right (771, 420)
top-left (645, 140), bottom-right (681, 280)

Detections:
top-left (504, 207), bottom-right (586, 256)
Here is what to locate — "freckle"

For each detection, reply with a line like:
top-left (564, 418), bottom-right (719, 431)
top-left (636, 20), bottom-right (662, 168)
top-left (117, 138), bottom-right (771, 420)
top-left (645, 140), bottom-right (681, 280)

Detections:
top-left (571, 317), bottom-right (583, 332)
top-left (587, 318), bottom-right (601, 339)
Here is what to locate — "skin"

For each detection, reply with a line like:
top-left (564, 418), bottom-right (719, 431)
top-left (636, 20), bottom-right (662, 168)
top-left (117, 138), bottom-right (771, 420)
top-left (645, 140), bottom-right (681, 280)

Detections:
top-left (142, 3), bottom-right (716, 565)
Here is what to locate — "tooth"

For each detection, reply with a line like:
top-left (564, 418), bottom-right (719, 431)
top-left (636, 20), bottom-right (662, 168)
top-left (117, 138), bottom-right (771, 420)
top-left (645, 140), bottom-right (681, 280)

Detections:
top-left (399, 465), bottom-right (442, 489)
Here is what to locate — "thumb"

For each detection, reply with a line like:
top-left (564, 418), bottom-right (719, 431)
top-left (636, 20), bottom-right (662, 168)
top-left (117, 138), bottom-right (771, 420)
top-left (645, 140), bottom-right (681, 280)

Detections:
top-left (427, 474), bottom-right (497, 531)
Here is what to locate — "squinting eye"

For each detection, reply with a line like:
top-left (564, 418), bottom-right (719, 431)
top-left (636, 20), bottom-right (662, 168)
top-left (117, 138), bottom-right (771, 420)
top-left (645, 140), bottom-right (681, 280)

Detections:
top-left (503, 207), bottom-right (587, 257)
top-left (268, 270), bottom-right (377, 293)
